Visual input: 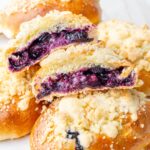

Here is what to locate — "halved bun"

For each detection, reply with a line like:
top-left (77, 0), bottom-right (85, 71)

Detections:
top-left (7, 11), bottom-right (95, 72)
top-left (32, 42), bottom-right (138, 101)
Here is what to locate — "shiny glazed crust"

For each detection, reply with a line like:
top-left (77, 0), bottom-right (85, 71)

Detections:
top-left (0, 97), bottom-right (41, 140)
top-left (0, 0), bottom-right (101, 38)
top-left (30, 90), bottom-right (150, 150)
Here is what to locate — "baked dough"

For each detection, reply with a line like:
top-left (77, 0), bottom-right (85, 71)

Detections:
top-left (6, 11), bottom-right (95, 72)
top-left (98, 20), bottom-right (150, 96)
top-left (30, 90), bottom-right (150, 150)
top-left (0, 49), bottom-right (41, 140)
top-left (0, 0), bottom-right (101, 38)
top-left (32, 42), bottom-right (138, 101)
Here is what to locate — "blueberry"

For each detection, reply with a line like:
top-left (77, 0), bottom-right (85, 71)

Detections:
top-left (38, 32), bottom-right (51, 42)
top-left (66, 130), bottom-right (84, 150)
top-left (28, 46), bottom-right (45, 60)
top-left (8, 51), bottom-right (29, 71)
top-left (65, 30), bottom-right (92, 42)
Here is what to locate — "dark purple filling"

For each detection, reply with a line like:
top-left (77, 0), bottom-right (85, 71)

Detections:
top-left (66, 130), bottom-right (84, 150)
top-left (37, 66), bottom-right (135, 99)
top-left (8, 27), bottom-right (92, 72)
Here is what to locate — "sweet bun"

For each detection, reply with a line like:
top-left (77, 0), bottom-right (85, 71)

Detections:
top-left (98, 20), bottom-right (150, 96)
top-left (0, 97), bottom-right (40, 140)
top-left (32, 42), bottom-right (138, 101)
top-left (6, 11), bottom-right (96, 72)
top-left (30, 90), bottom-right (150, 150)
top-left (0, 50), bottom-right (41, 140)
top-left (0, 0), bottom-right (101, 38)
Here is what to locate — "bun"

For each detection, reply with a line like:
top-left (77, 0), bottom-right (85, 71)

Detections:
top-left (0, 50), bottom-right (41, 140)
top-left (98, 20), bottom-right (150, 96)
top-left (32, 42), bottom-right (137, 101)
top-left (30, 90), bottom-right (150, 150)
top-left (0, 0), bottom-right (101, 38)
top-left (7, 11), bottom-right (95, 72)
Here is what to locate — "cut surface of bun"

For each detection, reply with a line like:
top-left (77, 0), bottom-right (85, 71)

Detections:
top-left (7, 11), bottom-right (95, 72)
top-left (32, 42), bottom-right (138, 101)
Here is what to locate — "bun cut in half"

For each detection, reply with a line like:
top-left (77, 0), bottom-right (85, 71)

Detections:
top-left (32, 42), bottom-right (138, 101)
top-left (7, 11), bottom-right (96, 72)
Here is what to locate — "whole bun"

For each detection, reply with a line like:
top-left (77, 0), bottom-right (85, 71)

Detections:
top-left (30, 90), bottom-right (150, 150)
top-left (0, 0), bottom-right (101, 38)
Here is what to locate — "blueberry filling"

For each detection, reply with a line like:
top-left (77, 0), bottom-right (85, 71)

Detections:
top-left (37, 66), bottom-right (135, 99)
top-left (66, 130), bottom-right (84, 150)
top-left (8, 27), bottom-right (92, 72)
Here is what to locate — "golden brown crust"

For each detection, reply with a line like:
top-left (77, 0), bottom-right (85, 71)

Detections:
top-left (0, 97), bottom-right (41, 140)
top-left (0, 0), bottom-right (101, 38)
top-left (136, 71), bottom-right (150, 96)
top-left (30, 103), bottom-right (150, 150)
top-left (30, 90), bottom-right (150, 150)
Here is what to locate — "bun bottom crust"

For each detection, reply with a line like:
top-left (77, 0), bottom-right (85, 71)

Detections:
top-left (0, 97), bottom-right (41, 140)
top-left (30, 101), bottom-right (150, 150)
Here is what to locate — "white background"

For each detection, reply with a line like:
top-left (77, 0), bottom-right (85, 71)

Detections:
top-left (0, 0), bottom-right (149, 149)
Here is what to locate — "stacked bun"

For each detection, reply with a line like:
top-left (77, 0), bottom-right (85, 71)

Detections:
top-left (9, 11), bottom-right (148, 150)
top-left (0, 3), bottom-right (149, 150)
top-left (0, 10), bottom-right (97, 141)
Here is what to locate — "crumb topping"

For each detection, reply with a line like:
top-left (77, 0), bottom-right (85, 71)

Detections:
top-left (46, 90), bottom-right (146, 148)
top-left (0, 0), bottom-right (50, 15)
top-left (98, 20), bottom-right (150, 72)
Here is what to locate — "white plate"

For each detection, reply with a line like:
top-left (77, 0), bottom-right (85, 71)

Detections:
top-left (0, 0), bottom-right (149, 149)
